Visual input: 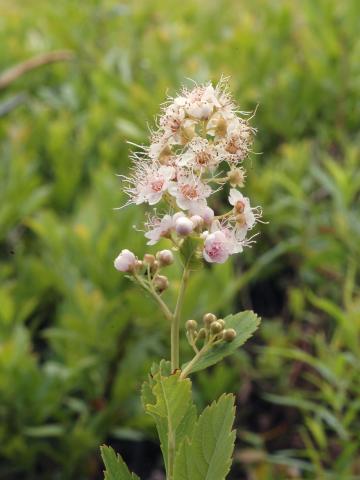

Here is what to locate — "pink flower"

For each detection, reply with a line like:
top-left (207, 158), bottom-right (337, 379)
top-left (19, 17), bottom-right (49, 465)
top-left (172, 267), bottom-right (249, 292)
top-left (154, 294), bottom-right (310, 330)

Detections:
top-left (114, 249), bottom-right (136, 272)
top-left (144, 214), bottom-right (174, 245)
top-left (168, 174), bottom-right (211, 210)
top-left (178, 138), bottom-right (218, 171)
top-left (123, 163), bottom-right (175, 206)
top-left (203, 230), bottom-right (231, 264)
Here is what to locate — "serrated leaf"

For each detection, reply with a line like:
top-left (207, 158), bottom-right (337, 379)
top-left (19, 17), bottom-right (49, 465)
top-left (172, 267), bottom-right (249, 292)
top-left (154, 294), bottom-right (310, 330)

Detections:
top-left (150, 359), bottom-right (172, 377)
top-left (174, 393), bottom-right (236, 480)
top-left (141, 360), bottom-right (172, 409)
top-left (182, 311), bottom-right (260, 375)
top-left (100, 445), bottom-right (139, 480)
top-left (144, 371), bottom-right (197, 477)
top-left (179, 236), bottom-right (203, 270)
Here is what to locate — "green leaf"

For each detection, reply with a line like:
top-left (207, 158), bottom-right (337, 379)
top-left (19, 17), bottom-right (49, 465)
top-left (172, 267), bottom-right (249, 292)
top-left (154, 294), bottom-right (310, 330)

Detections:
top-left (141, 360), bottom-right (172, 409)
top-left (179, 236), bottom-right (203, 270)
top-left (151, 359), bottom-right (172, 377)
top-left (182, 311), bottom-right (260, 375)
top-left (143, 371), bottom-right (197, 477)
top-left (174, 393), bottom-right (236, 480)
top-left (100, 445), bottom-right (139, 480)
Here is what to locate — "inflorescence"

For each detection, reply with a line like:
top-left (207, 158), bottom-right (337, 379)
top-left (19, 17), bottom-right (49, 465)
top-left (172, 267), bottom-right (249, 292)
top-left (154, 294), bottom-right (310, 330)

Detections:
top-left (116, 78), bottom-right (262, 269)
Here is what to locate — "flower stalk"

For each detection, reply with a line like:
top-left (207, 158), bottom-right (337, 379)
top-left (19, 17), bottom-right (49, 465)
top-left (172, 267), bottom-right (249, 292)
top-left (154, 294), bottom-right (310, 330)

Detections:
top-left (171, 266), bottom-right (190, 371)
top-left (107, 79), bottom-right (263, 480)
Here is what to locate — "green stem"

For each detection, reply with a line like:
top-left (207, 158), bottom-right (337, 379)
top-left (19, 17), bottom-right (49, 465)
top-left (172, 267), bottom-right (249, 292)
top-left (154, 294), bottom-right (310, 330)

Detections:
top-left (180, 335), bottom-right (222, 379)
top-left (180, 343), bottom-right (209, 379)
top-left (133, 272), bottom-right (173, 322)
top-left (171, 266), bottom-right (189, 371)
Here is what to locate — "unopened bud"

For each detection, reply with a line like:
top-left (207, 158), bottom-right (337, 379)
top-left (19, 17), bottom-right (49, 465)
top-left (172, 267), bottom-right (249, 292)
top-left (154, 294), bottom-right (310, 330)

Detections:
top-left (217, 319), bottom-right (225, 330)
top-left (159, 145), bottom-right (172, 165)
top-left (172, 212), bottom-right (185, 222)
top-left (143, 254), bottom-right (155, 266)
top-left (135, 260), bottom-right (144, 270)
top-left (175, 217), bottom-right (193, 236)
top-left (197, 328), bottom-right (207, 340)
top-left (210, 321), bottom-right (223, 334)
top-left (223, 328), bottom-right (236, 342)
top-left (203, 312), bottom-right (217, 326)
top-left (156, 249), bottom-right (174, 267)
top-left (186, 319), bottom-right (198, 331)
top-left (114, 249), bottom-right (136, 273)
top-left (180, 126), bottom-right (195, 143)
top-left (150, 260), bottom-right (159, 274)
top-left (228, 168), bottom-right (246, 187)
top-left (190, 215), bottom-right (204, 231)
top-left (153, 275), bottom-right (169, 293)
top-left (215, 116), bottom-right (227, 137)
top-left (200, 207), bottom-right (214, 225)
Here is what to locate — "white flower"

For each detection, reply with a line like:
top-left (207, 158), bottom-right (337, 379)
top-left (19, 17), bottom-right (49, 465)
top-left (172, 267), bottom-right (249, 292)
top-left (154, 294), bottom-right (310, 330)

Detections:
top-left (228, 188), bottom-right (256, 240)
top-left (148, 137), bottom-right (172, 164)
top-left (114, 249), bottom-right (136, 272)
top-left (215, 118), bottom-right (253, 164)
top-left (124, 163), bottom-right (175, 206)
top-left (168, 174), bottom-right (212, 210)
top-left (184, 84), bottom-right (221, 120)
top-left (178, 137), bottom-right (218, 171)
top-left (144, 214), bottom-right (174, 245)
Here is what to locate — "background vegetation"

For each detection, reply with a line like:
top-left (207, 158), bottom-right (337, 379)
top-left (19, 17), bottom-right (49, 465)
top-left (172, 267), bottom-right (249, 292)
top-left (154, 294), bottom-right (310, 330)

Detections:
top-left (0, 0), bottom-right (359, 478)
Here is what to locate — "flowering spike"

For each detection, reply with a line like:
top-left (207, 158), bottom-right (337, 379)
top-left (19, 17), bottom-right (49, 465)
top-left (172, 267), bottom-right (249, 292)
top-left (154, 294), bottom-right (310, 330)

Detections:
top-left (117, 79), bottom-right (262, 264)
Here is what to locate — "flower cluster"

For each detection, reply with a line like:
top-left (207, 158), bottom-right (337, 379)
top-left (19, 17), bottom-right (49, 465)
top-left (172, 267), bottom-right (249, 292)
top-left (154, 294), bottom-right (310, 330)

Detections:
top-left (186, 312), bottom-right (237, 349)
top-left (120, 79), bottom-right (261, 264)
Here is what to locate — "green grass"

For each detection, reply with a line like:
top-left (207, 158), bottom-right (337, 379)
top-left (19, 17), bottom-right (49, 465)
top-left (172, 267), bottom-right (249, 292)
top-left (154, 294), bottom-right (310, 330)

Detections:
top-left (0, 0), bottom-right (360, 478)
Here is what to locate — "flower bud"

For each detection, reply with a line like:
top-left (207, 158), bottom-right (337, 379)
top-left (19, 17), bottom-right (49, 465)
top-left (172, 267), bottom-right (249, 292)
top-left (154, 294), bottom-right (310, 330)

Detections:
top-left (227, 168), bottom-right (246, 187)
top-left (143, 253), bottom-right (156, 266)
top-left (203, 312), bottom-right (217, 327)
top-left (215, 116), bottom-right (227, 137)
top-left (156, 249), bottom-right (174, 267)
top-left (114, 249), bottom-right (136, 273)
top-left (180, 126), bottom-right (195, 144)
top-left (175, 217), bottom-right (193, 236)
top-left (217, 319), bottom-right (225, 330)
top-left (173, 212), bottom-right (185, 222)
top-left (159, 145), bottom-right (172, 165)
top-left (135, 260), bottom-right (144, 270)
top-left (210, 321), bottom-right (223, 334)
top-left (150, 260), bottom-right (159, 274)
top-left (223, 328), bottom-right (236, 342)
top-left (201, 207), bottom-right (214, 225)
top-left (153, 275), bottom-right (169, 293)
top-left (197, 328), bottom-right (207, 340)
top-left (186, 319), bottom-right (198, 331)
top-left (190, 215), bottom-right (204, 231)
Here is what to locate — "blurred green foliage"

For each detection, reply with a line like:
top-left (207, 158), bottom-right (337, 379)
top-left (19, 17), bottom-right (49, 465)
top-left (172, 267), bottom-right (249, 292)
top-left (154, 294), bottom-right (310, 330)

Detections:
top-left (0, 0), bottom-right (359, 478)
